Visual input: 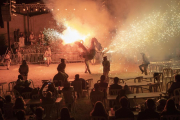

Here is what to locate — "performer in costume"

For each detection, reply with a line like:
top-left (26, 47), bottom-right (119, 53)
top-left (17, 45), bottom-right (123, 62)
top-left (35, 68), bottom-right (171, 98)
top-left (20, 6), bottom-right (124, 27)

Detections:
top-left (16, 46), bottom-right (22, 64)
top-left (29, 32), bottom-right (35, 45)
top-left (102, 56), bottom-right (110, 81)
top-left (44, 47), bottom-right (52, 67)
top-left (139, 53), bottom-right (150, 75)
top-left (19, 32), bottom-right (25, 47)
top-left (4, 50), bottom-right (11, 70)
top-left (75, 38), bottom-right (102, 74)
top-left (39, 31), bottom-right (44, 45)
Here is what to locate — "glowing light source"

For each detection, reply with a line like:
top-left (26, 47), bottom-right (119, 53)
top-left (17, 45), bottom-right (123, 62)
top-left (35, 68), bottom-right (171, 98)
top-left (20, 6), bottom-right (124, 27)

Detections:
top-left (43, 24), bottom-right (90, 45)
top-left (60, 26), bottom-right (89, 44)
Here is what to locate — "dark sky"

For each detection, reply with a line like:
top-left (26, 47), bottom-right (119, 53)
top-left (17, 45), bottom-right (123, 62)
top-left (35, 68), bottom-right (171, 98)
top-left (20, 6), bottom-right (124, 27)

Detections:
top-left (16, 0), bottom-right (41, 4)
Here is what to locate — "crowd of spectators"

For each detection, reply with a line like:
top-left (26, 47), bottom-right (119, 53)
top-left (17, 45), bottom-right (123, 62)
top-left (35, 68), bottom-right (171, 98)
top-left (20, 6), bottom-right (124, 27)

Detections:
top-left (0, 59), bottom-right (180, 120)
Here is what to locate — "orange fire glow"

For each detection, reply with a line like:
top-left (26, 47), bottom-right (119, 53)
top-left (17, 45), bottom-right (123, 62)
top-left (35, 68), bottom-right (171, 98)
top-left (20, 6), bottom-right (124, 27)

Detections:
top-left (60, 23), bottom-right (91, 44)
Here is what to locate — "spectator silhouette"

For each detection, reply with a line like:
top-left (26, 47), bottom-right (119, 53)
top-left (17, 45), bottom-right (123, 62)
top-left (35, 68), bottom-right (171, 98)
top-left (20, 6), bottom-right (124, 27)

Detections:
top-left (109, 77), bottom-right (122, 95)
top-left (161, 99), bottom-right (180, 116)
top-left (90, 101), bottom-right (108, 120)
top-left (39, 82), bottom-right (57, 105)
top-left (16, 110), bottom-right (26, 120)
top-left (35, 107), bottom-right (44, 120)
top-left (98, 75), bottom-right (108, 89)
top-left (115, 96), bottom-right (134, 119)
top-left (21, 82), bottom-right (33, 94)
top-left (62, 82), bottom-right (74, 111)
top-left (114, 89), bottom-right (128, 110)
top-left (98, 75), bottom-right (108, 98)
top-left (72, 74), bottom-right (88, 89)
top-left (19, 60), bottom-right (29, 80)
top-left (90, 83), bottom-right (104, 103)
top-left (0, 110), bottom-right (4, 120)
top-left (0, 99), bottom-right (4, 114)
top-left (168, 74), bottom-right (180, 96)
top-left (3, 95), bottom-right (14, 119)
top-left (156, 99), bottom-right (167, 112)
top-left (58, 107), bottom-right (75, 120)
top-left (124, 85), bottom-right (132, 94)
top-left (13, 97), bottom-right (26, 110)
top-left (57, 59), bottom-right (66, 72)
top-left (14, 75), bottom-right (24, 94)
top-left (53, 64), bottom-right (69, 87)
top-left (46, 82), bottom-right (58, 97)
top-left (137, 99), bottom-right (160, 120)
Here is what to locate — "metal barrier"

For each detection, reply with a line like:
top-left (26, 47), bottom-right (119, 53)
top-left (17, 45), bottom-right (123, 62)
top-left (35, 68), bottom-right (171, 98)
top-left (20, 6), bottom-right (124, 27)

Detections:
top-left (22, 52), bottom-right (84, 64)
top-left (0, 52), bottom-right (84, 65)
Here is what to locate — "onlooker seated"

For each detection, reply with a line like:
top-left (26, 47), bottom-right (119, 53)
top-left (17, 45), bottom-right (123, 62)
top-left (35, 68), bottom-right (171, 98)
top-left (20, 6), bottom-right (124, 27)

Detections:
top-left (46, 82), bottom-right (58, 97)
top-left (90, 101), bottom-right (108, 120)
top-left (168, 74), bottom-right (180, 96)
top-left (98, 75), bottom-right (108, 90)
top-left (13, 97), bottom-right (26, 110)
top-left (156, 98), bottom-right (167, 112)
top-left (71, 74), bottom-right (88, 98)
top-left (58, 107), bottom-right (75, 120)
top-left (3, 95), bottom-right (14, 119)
top-left (114, 89), bottom-right (127, 110)
top-left (161, 99), bottom-right (180, 116)
top-left (21, 82), bottom-right (33, 94)
top-left (35, 107), bottom-right (44, 120)
top-left (90, 83), bottom-right (105, 105)
top-left (137, 99), bottom-right (160, 120)
top-left (109, 77), bottom-right (122, 95)
top-left (0, 110), bottom-right (4, 120)
top-left (16, 110), bottom-right (26, 120)
top-left (124, 85), bottom-right (132, 94)
top-left (14, 75), bottom-right (24, 94)
top-left (71, 74), bottom-right (88, 89)
top-left (62, 82), bottom-right (74, 111)
top-left (0, 99), bottom-right (4, 114)
top-left (57, 59), bottom-right (66, 73)
top-left (115, 96), bottom-right (134, 119)
top-left (53, 66), bottom-right (69, 87)
top-left (40, 82), bottom-right (57, 105)
top-left (19, 60), bottom-right (29, 80)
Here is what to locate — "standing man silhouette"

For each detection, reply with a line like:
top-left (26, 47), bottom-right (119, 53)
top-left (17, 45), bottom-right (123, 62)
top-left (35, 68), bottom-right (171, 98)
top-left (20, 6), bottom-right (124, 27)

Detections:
top-left (102, 56), bottom-right (110, 81)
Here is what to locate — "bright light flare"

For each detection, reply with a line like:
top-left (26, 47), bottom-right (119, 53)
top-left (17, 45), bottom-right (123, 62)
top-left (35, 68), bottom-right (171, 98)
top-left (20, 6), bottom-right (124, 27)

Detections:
top-left (44, 24), bottom-right (90, 45)
top-left (60, 26), bottom-right (89, 44)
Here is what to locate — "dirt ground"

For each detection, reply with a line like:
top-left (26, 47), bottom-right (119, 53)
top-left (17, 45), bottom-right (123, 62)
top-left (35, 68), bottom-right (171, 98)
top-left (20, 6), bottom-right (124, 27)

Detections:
top-left (0, 62), bottom-right (148, 90)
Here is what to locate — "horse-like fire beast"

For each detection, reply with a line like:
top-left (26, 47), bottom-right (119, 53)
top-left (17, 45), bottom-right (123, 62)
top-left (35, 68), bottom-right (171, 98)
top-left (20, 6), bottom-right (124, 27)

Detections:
top-left (75, 38), bottom-right (102, 74)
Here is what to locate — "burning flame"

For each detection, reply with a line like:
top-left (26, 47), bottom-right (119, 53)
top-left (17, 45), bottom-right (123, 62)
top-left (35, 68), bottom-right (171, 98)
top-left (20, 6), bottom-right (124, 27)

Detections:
top-left (59, 23), bottom-right (90, 44)
top-left (44, 22), bottom-right (91, 45)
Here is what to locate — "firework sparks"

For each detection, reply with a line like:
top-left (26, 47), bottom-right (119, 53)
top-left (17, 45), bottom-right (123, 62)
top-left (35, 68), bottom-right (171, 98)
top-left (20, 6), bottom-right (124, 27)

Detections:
top-left (107, 0), bottom-right (180, 61)
top-left (44, 23), bottom-right (90, 44)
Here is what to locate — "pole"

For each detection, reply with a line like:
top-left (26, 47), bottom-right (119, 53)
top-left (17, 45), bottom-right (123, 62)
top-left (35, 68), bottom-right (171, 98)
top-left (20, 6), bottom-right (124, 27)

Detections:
top-left (27, 6), bottom-right (29, 42)
top-left (7, 21), bottom-right (10, 49)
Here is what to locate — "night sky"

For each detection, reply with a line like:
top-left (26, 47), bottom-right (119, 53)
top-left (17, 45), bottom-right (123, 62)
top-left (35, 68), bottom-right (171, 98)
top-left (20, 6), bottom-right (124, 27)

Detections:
top-left (15, 0), bottom-right (41, 4)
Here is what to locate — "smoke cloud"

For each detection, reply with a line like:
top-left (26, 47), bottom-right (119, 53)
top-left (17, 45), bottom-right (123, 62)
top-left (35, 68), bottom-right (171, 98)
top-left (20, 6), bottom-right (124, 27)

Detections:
top-left (43, 0), bottom-right (180, 64)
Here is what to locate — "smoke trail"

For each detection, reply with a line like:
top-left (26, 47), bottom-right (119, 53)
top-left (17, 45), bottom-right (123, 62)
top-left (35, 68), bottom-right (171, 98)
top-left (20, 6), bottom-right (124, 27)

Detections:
top-left (43, 0), bottom-right (116, 46)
